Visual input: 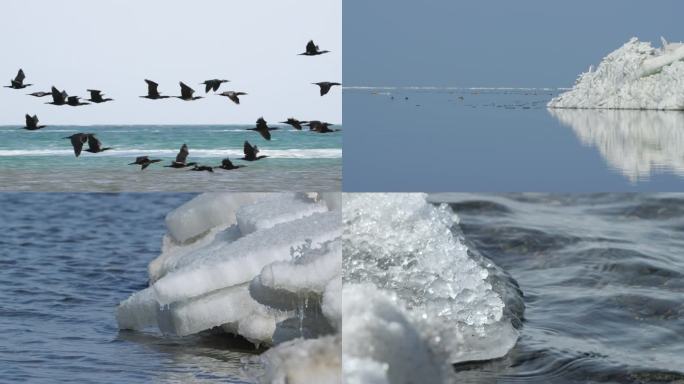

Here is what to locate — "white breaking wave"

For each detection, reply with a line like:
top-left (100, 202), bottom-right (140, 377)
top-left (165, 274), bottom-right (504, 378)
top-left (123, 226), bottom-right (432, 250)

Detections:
top-left (0, 148), bottom-right (341, 159)
top-left (549, 37), bottom-right (684, 110)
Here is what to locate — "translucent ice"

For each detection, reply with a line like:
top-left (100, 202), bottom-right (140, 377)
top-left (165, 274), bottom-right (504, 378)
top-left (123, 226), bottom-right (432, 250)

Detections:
top-left (236, 194), bottom-right (328, 235)
top-left (343, 193), bottom-right (522, 376)
top-left (549, 38), bottom-right (684, 110)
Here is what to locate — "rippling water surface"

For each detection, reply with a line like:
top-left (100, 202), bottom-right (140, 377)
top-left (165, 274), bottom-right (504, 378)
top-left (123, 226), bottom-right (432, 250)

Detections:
top-left (429, 193), bottom-right (684, 383)
top-left (344, 87), bottom-right (684, 191)
top-left (0, 125), bottom-right (341, 191)
top-left (0, 193), bottom-right (262, 383)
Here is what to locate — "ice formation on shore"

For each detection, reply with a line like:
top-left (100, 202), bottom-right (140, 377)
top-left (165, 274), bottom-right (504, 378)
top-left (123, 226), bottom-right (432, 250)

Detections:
top-left (116, 192), bottom-right (341, 383)
top-left (550, 108), bottom-right (684, 181)
top-left (549, 37), bottom-right (684, 110)
top-left (343, 194), bottom-right (523, 383)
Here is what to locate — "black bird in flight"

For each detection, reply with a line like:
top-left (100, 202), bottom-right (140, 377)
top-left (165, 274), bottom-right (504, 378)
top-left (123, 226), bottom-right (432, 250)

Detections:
top-left (247, 117), bottom-right (278, 141)
top-left (217, 157), bottom-right (244, 170)
top-left (28, 91), bottom-right (51, 97)
top-left (280, 118), bottom-right (308, 130)
top-left (87, 89), bottom-right (113, 103)
top-left (165, 144), bottom-right (197, 168)
top-left (67, 96), bottom-right (90, 106)
top-left (47, 86), bottom-right (68, 105)
top-left (140, 79), bottom-right (170, 99)
top-left (218, 91), bottom-right (247, 105)
top-left (176, 82), bottom-right (203, 101)
top-left (190, 165), bottom-right (214, 172)
top-left (306, 120), bottom-right (339, 133)
top-left (63, 133), bottom-right (90, 157)
top-left (242, 141), bottom-right (268, 161)
top-left (201, 79), bottom-right (229, 93)
top-left (313, 82), bottom-right (341, 96)
top-left (300, 40), bottom-right (329, 56)
top-left (24, 114), bottom-right (46, 131)
top-left (4, 69), bottom-right (32, 89)
top-left (84, 134), bottom-right (111, 154)
top-left (129, 156), bottom-right (161, 170)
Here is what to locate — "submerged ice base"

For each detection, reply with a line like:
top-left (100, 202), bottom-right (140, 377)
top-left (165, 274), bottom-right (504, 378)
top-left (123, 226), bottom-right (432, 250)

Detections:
top-left (116, 193), bottom-right (342, 383)
top-left (343, 194), bottom-right (523, 383)
top-left (549, 37), bottom-right (684, 110)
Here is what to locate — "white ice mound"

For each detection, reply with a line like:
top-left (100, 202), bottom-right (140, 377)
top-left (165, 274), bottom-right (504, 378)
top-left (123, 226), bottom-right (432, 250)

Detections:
top-left (258, 335), bottom-right (341, 384)
top-left (117, 192), bottom-right (342, 359)
top-left (549, 37), bottom-right (684, 110)
top-left (343, 194), bottom-right (522, 381)
top-left (550, 108), bottom-right (684, 181)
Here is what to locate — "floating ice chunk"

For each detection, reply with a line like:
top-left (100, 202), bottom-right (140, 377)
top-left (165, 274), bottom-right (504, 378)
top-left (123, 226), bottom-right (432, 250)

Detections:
top-left (549, 38), bottom-right (684, 110)
top-left (236, 194), bottom-right (328, 235)
top-left (343, 193), bottom-right (522, 366)
top-left (165, 193), bottom-right (272, 243)
top-left (343, 284), bottom-right (449, 384)
top-left (153, 211), bottom-right (341, 305)
top-left (258, 335), bottom-right (341, 384)
top-left (116, 287), bottom-right (158, 331)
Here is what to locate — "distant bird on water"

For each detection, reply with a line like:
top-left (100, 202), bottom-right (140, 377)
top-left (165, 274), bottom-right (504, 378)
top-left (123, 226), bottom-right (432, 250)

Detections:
top-left (63, 133), bottom-right (90, 157)
top-left (84, 134), bottom-right (111, 154)
top-left (190, 165), bottom-right (214, 172)
top-left (129, 156), bottom-right (161, 170)
top-left (217, 157), bottom-right (244, 170)
top-left (24, 114), bottom-right (46, 131)
top-left (176, 82), bottom-right (203, 101)
top-left (140, 79), bottom-right (170, 100)
top-left (313, 82), bottom-right (341, 96)
top-left (280, 118), bottom-right (308, 130)
top-left (67, 96), bottom-right (90, 106)
top-left (87, 89), bottom-right (113, 103)
top-left (247, 117), bottom-right (278, 140)
top-left (300, 40), bottom-right (329, 56)
top-left (201, 79), bottom-right (229, 93)
top-left (47, 86), bottom-right (68, 106)
top-left (165, 144), bottom-right (196, 168)
top-left (217, 91), bottom-right (247, 105)
top-left (4, 69), bottom-right (32, 89)
top-left (28, 91), bottom-right (51, 97)
top-left (242, 141), bottom-right (268, 161)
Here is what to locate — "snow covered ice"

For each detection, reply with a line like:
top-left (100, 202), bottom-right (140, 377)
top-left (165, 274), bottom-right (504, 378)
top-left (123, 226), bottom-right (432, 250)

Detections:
top-left (343, 194), bottom-right (523, 383)
top-left (116, 192), bottom-right (341, 383)
top-left (549, 37), bottom-right (684, 110)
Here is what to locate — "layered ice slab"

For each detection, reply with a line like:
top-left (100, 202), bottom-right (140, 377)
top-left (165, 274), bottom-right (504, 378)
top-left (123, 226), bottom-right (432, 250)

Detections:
top-left (549, 37), bottom-right (684, 110)
top-left (343, 194), bottom-right (523, 383)
top-left (116, 193), bottom-right (341, 383)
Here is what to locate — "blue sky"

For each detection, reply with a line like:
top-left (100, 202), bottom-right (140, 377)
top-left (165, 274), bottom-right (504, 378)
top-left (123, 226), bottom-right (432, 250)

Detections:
top-left (344, 0), bottom-right (683, 87)
top-left (0, 0), bottom-right (340, 124)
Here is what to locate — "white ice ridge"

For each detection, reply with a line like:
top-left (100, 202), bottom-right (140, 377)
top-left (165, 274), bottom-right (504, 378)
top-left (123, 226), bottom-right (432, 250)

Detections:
top-left (549, 37), bottom-right (684, 110)
top-left (343, 194), bottom-right (521, 383)
top-left (117, 192), bottom-right (342, 383)
top-left (550, 108), bottom-right (684, 182)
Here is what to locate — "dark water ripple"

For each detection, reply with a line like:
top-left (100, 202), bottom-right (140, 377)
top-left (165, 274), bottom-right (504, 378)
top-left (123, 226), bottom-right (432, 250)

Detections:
top-left (0, 193), bottom-right (261, 383)
top-left (430, 193), bottom-right (684, 383)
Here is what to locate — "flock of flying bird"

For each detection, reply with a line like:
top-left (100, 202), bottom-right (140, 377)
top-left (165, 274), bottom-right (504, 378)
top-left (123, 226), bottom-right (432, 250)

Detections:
top-left (5, 40), bottom-right (340, 172)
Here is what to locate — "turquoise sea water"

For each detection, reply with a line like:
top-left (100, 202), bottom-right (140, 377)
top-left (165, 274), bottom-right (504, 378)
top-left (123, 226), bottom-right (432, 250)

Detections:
top-left (0, 125), bottom-right (341, 191)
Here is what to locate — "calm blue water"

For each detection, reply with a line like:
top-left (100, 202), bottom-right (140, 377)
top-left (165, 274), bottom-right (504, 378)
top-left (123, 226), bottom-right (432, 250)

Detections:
top-left (430, 193), bottom-right (684, 383)
top-left (0, 125), bottom-right (341, 191)
top-left (343, 88), bottom-right (684, 192)
top-left (0, 193), bottom-right (262, 383)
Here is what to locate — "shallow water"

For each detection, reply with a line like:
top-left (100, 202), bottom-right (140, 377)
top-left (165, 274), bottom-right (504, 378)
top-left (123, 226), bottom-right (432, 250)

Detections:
top-left (429, 193), bottom-right (684, 383)
top-left (0, 193), bottom-right (262, 383)
top-left (344, 88), bottom-right (684, 191)
top-left (0, 125), bottom-right (341, 191)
